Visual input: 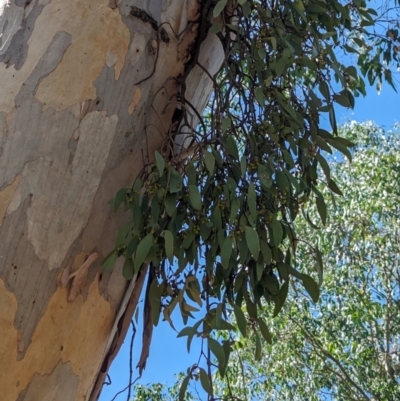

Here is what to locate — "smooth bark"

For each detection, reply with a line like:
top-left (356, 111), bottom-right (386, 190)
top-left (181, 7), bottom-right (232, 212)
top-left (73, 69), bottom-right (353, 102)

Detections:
top-left (0, 1), bottom-right (223, 400)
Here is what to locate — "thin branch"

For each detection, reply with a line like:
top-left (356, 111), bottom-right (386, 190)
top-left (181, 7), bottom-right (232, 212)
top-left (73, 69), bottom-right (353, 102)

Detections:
top-left (126, 321), bottom-right (137, 401)
top-left (293, 319), bottom-right (371, 401)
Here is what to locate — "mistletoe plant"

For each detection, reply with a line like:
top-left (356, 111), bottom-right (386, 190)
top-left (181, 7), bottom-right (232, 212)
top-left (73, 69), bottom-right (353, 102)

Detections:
top-left (103, 0), bottom-right (399, 397)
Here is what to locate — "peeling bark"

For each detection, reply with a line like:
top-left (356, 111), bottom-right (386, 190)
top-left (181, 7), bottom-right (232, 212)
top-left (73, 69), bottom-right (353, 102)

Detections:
top-left (0, 0), bottom-right (223, 400)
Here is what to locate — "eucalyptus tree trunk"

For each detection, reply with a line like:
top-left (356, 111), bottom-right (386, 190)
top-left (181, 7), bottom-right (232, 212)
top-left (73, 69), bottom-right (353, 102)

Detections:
top-left (0, 1), bottom-right (223, 400)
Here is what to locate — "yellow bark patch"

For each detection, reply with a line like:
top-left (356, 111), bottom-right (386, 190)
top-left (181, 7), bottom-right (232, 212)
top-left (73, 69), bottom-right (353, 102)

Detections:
top-left (35, 0), bottom-right (130, 110)
top-left (0, 175), bottom-right (21, 227)
top-left (0, 0), bottom-right (130, 112)
top-left (128, 86), bottom-right (141, 115)
top-left (0, 277), bottom-right (114, 400)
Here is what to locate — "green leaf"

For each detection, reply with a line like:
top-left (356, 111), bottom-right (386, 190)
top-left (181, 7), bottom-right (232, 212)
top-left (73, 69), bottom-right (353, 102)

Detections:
top-left (186, 277), bottom-right (202, 307)
top-left (215, 303), bottom-right (222, 329)
top-left (240, 155), bottom-right (247, 176)
top-left (256, 261), bottom-right (264, 282)
top-left (277, 263), bottom-right (289, 282)
top-left (315, 247), bottom-right (324, 286)
top-left (315, 135), bottom-right (332, 154)
top-left (155, 151), bottom-right (165, 176)
top-left (208, 338), bottom-right (225, 370)
top-left (271, 218), bottom-right (283, 246)
top-left (247, 182), bottom-right (257, 217)
top-left (179, 374), bottom-right (190, 401)
top-left (316, 153), bottom-right (330, 182)
top-left (165, 192), bottom-right (177, 217)
top-left (306, 4), bottom-right (326, 13)
top-left (238, 236), bottom-right (248, 264)
top-left (211, 206), bottom-right (222, 230)
top-left (316, 195), bottom-right (327, 225)
top-left (209, 23), bottom-right (222, 34)
top-left (257, 318), bottom-right (272, 344)
top-left (186, 319), bottom-right (203, 353)
top-left (258, 163), bottom-right (272, 188)
top-left (255, 87), bottom-right (265, 105)
top-left (345, 65), bottom-right (357, 78)
top-left (319, 80), bottom-right (330, 101)
top-left (273, 280), bottom-right (289, 317)
top-left (221, 236), bottom-right (233, 269)
top-left (126, 236), bottom-right (139, 259)
top-left (327, 139), bottom-right (352, 162)
top-left (204, 151), bottom-right (215, 174)
top-left (122, 258), bottom-right (134, 280)
top-left (245, 226), bottom-right (260, 259)
top-left (164, 230), bottom-right (174, 263)
top-left (213, 0), bottom-right (227, 18)
top-left (269, 36), bottom-right (277, 51)
top-left (302, 274), bottom-right (320, 303)
top-left (115, 220), bottom-right (132, 247)
top-left (186, 162), bottom-right (197, 186)
top-left (333, 92), bottom-right (351, 108)
top-left (328, 178), bottom-right (343, 196)
top-left (134, 233), bottom-right (153, 272)
top-left (199, 367), bottom-right (212, 395)
top-left (276, 170), bottom-right (290, 193)
top-left (113, 188), bottom-right (126, 212)
top-left (182, 230), bottom-right (195, 249)
top-left (245, 293), bottom-right (258, 319)
top-left (188, 185), bottom-right (202, 211)
top-left (132, 203), bottom-right (142, 229)
top-left (260, 240), bottom-right (272, 264)
top-left (222, 116), bottom-right (231, 132)
top-left (226, 136), bottom-right (239, 159)
top-left (150, 194), bottom-right (160, 224)
top-left (177, 326), bottom-right (197, 338)
top-left (329, 107), bottom-right (337, 134)
top-left (200, 224), bottom-right (212, 242)
top-left (221, 340), bottom-right (231, 377)
top-left (102, 250), bottom-right (118, 271)
top-left (169, 167), bottom-right (183, 193)
top-left (233, 303), bottom-right (247, 337)
top-left (229, 198), bottom-right (240, 224)
top-left (255, 331), bottom-right (262, 361)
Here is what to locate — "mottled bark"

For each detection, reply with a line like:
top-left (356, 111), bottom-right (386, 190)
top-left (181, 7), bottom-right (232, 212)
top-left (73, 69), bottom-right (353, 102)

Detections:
top-left (0, 0), bottom-right (223, 400)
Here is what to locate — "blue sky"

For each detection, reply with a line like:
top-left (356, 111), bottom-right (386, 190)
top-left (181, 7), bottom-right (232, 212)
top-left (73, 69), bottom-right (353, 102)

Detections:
top-left (99, 76), bottom-right (399, 401)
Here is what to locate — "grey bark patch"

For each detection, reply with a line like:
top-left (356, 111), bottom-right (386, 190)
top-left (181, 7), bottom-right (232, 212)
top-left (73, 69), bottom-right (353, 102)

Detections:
top-left (16, 360), bottom-right (78, 401)
top-left (68, 135), bottom-right (78, 165)
top-left (0, 195), bottom-right (58, 360)
top-left (15, 0), bottom-right (32, 6)
top-left (15, 31), bottom-right (72, 101)
top-left (0, 1), bottom-right (46, 70)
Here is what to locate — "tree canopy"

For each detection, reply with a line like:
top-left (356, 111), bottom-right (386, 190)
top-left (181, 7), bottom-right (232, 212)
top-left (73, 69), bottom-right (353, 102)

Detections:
top-left (103, 0), bottom-right (400, 398)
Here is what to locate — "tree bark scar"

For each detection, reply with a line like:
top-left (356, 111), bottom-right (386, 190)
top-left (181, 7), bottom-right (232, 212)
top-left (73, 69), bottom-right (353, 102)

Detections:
top-left (90, 265), bottom-right (149, 400)
top-left (66, 252), bottom-right (99, 302)
top-left (182, 0), bottom-right (213, 80)
top-left (129, 7), bottom-right (170, 44)
top-left (137, 263), bottom-right (155, 375)
top-left (130, 7), bottom-right (158, 32)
